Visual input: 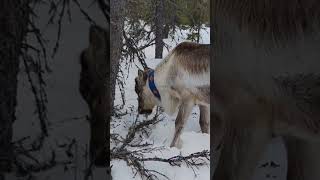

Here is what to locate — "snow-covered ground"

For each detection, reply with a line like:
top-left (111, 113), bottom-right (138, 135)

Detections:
top-left (111, 27), bottom-right (211, 180)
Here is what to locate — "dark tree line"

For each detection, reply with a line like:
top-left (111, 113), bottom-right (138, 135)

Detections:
top-left (154, 0), bottom-right (165, 58)
top-left (122, 0), bottom-right (209, 65)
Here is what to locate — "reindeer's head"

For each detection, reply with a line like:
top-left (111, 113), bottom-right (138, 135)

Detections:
top-left (135, 69), bottom-right (157, 115)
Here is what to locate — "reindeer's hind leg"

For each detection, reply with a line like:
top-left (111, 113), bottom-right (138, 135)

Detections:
top-left (199, 105), bottom-right (210, 134)
top-left (170, 99), bottom-right (194, 148)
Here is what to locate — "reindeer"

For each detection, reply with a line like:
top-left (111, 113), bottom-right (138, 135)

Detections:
top-left (212, 0), bottom-right (320, 179)
top-left (79, 25), bottom-right (109, 166)
top-left (135, 42), bottom-right (210, 148)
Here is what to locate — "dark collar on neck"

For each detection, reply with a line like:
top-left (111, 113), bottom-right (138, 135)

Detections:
top-left (147, 69), bottom-right (161, 101)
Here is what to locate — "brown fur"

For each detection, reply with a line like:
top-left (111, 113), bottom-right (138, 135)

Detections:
top-left (195, 86), bottom-right (210, 104)
top-left (174, 42), bottom-right (210, 74)
top-left (135, 69), bottom-right (153, 114)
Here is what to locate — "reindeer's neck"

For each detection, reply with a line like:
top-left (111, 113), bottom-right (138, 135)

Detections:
top-left (153, 60), bottom-right (172, 94)
top-left (154, 51), bottom-right (174, 83)
top-left (144, 69), bottom-right (163, 106)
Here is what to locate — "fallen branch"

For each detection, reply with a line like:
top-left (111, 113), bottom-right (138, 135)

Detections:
top-left (139, 150), bottom-right (209, 167)
top-left (110, 108), bottom-right (210, 180)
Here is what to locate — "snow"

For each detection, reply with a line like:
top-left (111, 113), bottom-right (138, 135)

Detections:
top-left (110, 26), bottom-right (211, 180)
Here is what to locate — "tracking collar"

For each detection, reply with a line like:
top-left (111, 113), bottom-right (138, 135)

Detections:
top-left (147, 69), bottom-right (161, 101)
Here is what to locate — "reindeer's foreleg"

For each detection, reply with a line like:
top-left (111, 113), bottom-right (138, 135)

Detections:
top-left (170, 98), bottom-right (194, 148)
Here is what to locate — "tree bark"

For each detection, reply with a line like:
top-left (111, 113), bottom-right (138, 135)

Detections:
top-left (154, 0), bottom-right (165, 58)
top-left (0, 0), bottom-right (29, 172)
top-left (164, 0), bottom-right (177, 39)
top-left (110, 0), bottom-right (126, 111)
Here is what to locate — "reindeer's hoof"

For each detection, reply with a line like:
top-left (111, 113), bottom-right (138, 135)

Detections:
top-left (201, 130), bottom-right (209, 134)
top-left (201, 127), bottom-right (210, 134)
top-left (169, 141), bottom-right (175, 148)
top-left (170, 139), bottom-right (182, 149)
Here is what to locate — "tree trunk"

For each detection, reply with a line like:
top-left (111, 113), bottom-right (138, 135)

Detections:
top-left (164, 0), bottom-right (177, 39)
top-left (110, 0), bottom-right (126, 111)
top-left (0, 0), bottom-right (29, 172)
top-left (79, 25), bottom-right (110, 167)
top-left (154, 0), bottom-right (165, 58)
top-left (163, 25), bottom-right (170, 39)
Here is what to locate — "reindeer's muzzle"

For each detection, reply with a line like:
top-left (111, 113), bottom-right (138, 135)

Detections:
top-left (138, 108), bottom-right (153, 115)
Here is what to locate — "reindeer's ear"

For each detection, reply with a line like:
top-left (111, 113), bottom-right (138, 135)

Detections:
top-left (138, 69), bottom-right (144, 77)
top-left (89, 25), bottom-right (106, 49)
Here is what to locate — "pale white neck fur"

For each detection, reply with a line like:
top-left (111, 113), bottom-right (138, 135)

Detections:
top-left (152, 53), bottom-right (181, 115)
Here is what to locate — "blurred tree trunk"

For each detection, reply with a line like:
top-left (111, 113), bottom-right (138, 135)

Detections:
top-left (163, 25), bottom-right (170, 39)
top-left (110, 0), bottom-right (126, 111)
top-left (0, 0), bottom-right (29, 172)
top-left (195, 1), bottom-right (203, 43)
top-left (154, 0), bottom-right (165, 58)
top-left (164, 0), bottom-right (177, 39)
